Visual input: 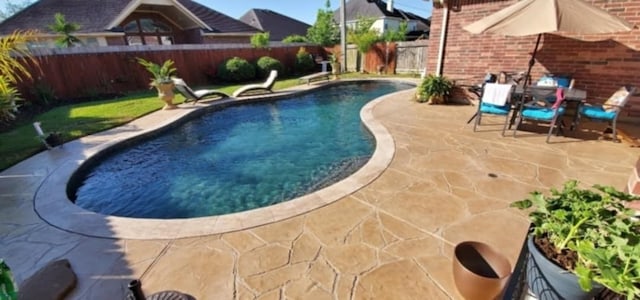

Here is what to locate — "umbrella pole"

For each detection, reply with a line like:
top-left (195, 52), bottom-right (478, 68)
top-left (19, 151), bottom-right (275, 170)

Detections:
top-left (523, 33), bottom-right (542, 88)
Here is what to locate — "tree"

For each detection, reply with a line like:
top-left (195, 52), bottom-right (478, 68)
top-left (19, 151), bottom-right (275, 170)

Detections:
top-left (250, 32), bottom-right (270, 49)
top-left (347, 17), bottom-right (380, 72)
top-left (306, 0), bottom-right (339, 46)
top-left (383, 21), bottom-right (408, 43)
top-left (48, 13), bottom-right (81, 48)
top-left (0, 0), bottom-right (33, 22)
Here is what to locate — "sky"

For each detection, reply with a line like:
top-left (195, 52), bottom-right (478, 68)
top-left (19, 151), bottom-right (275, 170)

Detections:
top-left (202, 0), bottom-right (433, 25)
top-left (0, 0), bottom-right (433, 25)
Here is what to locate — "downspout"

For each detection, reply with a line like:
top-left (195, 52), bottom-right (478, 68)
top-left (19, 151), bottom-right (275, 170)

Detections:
top-left (435, 0), bottom-right (450, 76)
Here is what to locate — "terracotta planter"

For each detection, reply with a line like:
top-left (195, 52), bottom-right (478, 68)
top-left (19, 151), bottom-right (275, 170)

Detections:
top-left (452, 241), bottom-right (512, 300)
top-left (156, 82), bottom-right (176, 110)
top-left (526, 236), bottom-right (604, 299)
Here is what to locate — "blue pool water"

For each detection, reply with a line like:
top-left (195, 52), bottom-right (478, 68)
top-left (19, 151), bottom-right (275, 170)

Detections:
top-left (71, 81), bottom-right (413, 219)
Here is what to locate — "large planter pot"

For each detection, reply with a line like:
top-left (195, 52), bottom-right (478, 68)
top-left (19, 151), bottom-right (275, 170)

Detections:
top-left (156, 82), bottom-right (176, 110)
top-left (526, 235), bottom-right (604, 300)
top-left (453, 241), bottom-right (512, 300)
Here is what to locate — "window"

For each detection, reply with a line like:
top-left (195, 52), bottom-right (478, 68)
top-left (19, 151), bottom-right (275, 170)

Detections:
top-left (123, 18), bottom-right (173, 45)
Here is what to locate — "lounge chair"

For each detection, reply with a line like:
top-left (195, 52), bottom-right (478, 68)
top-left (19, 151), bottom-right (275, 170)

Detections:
top-left (232, 70), bottom-right (278, 97)
top-left (298, 71), bottom-right (331, 85)
top-left (577, 85), bottom-right (636, 142)
top-left (172, 78), bottom-right (228, 104)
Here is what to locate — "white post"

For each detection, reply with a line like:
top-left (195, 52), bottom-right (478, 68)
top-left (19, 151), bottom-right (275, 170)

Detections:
top-left (436, 1), bottom-right (449, 76)
top-left (340, 0), bottom-right (347, 73)
top-left (33, 122), bottom-right (44, 136)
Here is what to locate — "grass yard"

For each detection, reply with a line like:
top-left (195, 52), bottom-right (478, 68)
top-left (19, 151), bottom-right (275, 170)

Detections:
top-left (0, 73), bottom-right (419, 171)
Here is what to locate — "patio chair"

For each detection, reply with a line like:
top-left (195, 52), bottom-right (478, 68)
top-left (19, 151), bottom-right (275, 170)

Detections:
top-left (511, 87), bottom-right (566, 143)
top-left (232, 70), bottom-right (278, 97)
top-left (577, 85), bottom-right (636, 142)
top-left (172, 78), bottom-right (228, 104)
top-left (473, 82), bottom-right (514, 134)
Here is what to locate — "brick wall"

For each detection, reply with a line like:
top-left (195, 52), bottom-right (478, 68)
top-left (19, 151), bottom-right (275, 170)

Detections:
top-left (428, 0), bottom-right (640, 121)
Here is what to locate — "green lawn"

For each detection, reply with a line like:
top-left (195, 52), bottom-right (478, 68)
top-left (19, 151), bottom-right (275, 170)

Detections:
top-left (0, 73), bottom-right (418, 171)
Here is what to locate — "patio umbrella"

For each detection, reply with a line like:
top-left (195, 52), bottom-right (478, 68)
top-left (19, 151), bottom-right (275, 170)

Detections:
top-left (463, 0), bottom-right (633, 86)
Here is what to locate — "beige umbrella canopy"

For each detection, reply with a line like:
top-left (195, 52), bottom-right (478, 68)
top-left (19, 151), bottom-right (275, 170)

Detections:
top-left (463, 0), bottom-right (633, 85)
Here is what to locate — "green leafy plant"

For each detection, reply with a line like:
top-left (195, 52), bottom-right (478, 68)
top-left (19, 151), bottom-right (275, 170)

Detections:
top-left (136, 58), bottom-right (176, 87)
top-left (255, 56), bottom-right (283, 79)
top-left (282, 34), bottom-right (307, 44)
top-left (250, 32), bottom-right (270, 49)
top-left (294, 47), bottom-right (315, 74)
top-left (511, 180), bottom-right (640, 299)
top-left (217, 57), bottom-right (255, 82)
top-left (0, 259), bottom-right (17, 300)
top-left (48, 13), bottom-right (81, 48)
top-left (306, 0), bottom-right (339, 46)
top-left (0, 75), bottom-right (22, 122)
top-left (417, 74), bottom-right (453, 104)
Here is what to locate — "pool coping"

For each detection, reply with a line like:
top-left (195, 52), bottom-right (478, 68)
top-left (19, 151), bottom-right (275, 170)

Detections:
top-left (33, 79), bottom-right (417, 240)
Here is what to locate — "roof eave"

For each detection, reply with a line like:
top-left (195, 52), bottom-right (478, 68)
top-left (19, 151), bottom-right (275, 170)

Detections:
top-left (106, 0), bottom-right (212, 31)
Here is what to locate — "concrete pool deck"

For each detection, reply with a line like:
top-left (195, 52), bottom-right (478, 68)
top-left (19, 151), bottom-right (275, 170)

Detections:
top-left (1, 79), bottom-right (638, 299)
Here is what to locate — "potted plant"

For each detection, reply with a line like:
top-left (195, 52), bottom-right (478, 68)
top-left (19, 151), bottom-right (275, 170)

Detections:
top-left (136, 58), bottom-right (177, 110)
top-left (511, 180), bottom-right (640, 300)
top-left (417, 74), bottom-right (453, 104)
top-left (328, 52), bottom-right (341, 79)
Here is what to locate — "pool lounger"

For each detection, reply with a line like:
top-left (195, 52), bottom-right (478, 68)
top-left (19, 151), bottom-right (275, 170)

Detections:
top-left (298, 72), bottom-right (331, 85)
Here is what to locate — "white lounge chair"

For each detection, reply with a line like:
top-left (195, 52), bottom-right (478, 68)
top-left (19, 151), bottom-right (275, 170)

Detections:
top-left (232, 70), bottom-right (278, 97)
top-left (172, 78), bottom-right (228, 104)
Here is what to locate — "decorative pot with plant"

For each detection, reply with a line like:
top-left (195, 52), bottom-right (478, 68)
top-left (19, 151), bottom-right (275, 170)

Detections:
top-left (511, 180), bottom-right (640, 300)
top-left (136, 58), bottom-right (177, 110)
top-left (417, 74), bottom-right (453, 104)
top-left (328, 52), bottom-right (341, 79)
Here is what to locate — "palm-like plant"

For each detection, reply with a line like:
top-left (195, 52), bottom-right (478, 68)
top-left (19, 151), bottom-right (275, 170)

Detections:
top-left (48, 13), bottom-right (81, 48)
top-left (0, 75), bottom-right (23, 122)
top-left (136, 58), bottom-right (177, 87)
top-left (0, 29), bottom-right (38, 84)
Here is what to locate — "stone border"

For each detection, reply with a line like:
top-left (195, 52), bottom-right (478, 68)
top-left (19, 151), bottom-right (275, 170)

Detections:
top-left (33, 79), bottom-right (416, 240)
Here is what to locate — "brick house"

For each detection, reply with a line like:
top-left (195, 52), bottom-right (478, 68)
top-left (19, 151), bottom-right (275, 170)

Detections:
top-left (0, 0), bottom-right (261, 47)
top-left (427, 0), bottom-right (640, 120)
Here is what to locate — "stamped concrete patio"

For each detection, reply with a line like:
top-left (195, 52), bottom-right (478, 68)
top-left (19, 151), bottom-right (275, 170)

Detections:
top-left (1, 81), bottom-right (638, 299)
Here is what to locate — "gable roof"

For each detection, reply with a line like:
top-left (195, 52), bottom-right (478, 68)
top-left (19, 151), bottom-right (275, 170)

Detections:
top-left (0, 0), bottom-right (259, 35)
top-left (333, 0), bottom-right (430, 28)
top-left (239, 9), bottom-right (310, 41)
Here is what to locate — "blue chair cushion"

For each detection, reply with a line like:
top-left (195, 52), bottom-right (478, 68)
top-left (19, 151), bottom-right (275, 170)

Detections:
top-left (480, 102), bottom-right (510, 115)
top-left (521, 106), bottom-right (565, 120)
top-left (580, 105), bottom-right (616, 120)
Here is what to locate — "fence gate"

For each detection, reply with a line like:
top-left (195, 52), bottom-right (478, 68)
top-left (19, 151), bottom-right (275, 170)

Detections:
top-left (395, 41), bottom-right (428, 74)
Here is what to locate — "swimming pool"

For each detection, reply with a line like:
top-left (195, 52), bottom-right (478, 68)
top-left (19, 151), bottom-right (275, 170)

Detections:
top-left (70, 81), bottom-right (413, 219)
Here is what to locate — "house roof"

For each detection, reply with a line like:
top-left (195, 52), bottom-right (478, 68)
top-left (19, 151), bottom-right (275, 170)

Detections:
top-left (239, 9), bottom-right (310, 41)
top-left (0, 0), bottom-right (259, 35)
top-left (333, 0), bottom-right (430, 29)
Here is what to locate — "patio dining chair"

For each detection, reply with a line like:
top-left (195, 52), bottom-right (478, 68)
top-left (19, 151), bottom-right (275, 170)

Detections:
top-left (472, 82), bottom-right (515, 134)
top-left (511, 87), bottom-right (566, 143)
top-left (576, 86), bottom-right (636, 142)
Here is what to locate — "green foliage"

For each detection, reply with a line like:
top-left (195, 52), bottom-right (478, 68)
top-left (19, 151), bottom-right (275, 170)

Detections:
top-left (136, 58), bottom-right (176, 87)
top-left (0, 30), bottom-right (37, 84)
top-left (306, 0), bottom-right (339, 46)
top-left (255, 56), bottom-right (284, 79)
top-left (383, 21), bottom-right (408, 43)
top-left (417, 74), bottom-right (453, 103)
top-left (294, 47), bottom-right (315, 74)
top-left (250, 32), bottom-right (270, 49)
top-left (0, 259), bottom-right (17, 300)
top-left (0, 75), bottom-right (22, 122)
top-left (511, 180), bottom-right (640, 298)
top-left (282, 35), bottom-right (307, 44)
top-left (48, 13), bottom-right (81, 48)
top-left (217, 57), bottom-right (256, 82)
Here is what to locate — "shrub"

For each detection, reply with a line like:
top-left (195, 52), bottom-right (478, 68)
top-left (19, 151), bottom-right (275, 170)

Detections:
top-left (255, 56), bottom-right (284, 79)
top-left (217, 57), bottom-right (256, 82)
top-left (282, 35), bottom-right (307, 44)
top-left (294, 47), bottom-right (315, 74)
top-left (250, 32), bottom-right (270, 49)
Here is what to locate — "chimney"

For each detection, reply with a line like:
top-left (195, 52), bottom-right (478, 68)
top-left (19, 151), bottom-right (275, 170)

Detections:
top-left (386, 0), bottom-right (393, 12)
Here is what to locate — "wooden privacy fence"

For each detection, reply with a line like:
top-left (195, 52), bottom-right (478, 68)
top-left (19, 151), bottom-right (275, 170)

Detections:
top-left (331, 40), bottom-right (427, 75)
top-left (17, 43), bottom-right (324, 101)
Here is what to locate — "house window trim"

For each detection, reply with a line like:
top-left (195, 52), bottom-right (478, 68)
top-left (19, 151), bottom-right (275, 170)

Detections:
top-left (122, 16), bottom-right (174, 46)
